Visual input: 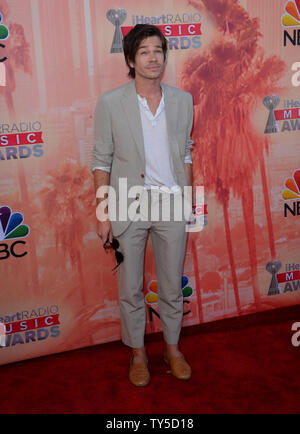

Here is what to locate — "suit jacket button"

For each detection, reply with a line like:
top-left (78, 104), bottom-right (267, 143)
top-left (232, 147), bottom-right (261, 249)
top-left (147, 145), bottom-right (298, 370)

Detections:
top-left (136, 193), bottom-right (140, 200)
top-left (141, 173), bottom-right (145, 178)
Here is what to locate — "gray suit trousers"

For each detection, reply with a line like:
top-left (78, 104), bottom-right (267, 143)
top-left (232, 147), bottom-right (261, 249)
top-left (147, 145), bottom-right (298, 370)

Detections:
top-left (116, 189), bottom-right (187, 348)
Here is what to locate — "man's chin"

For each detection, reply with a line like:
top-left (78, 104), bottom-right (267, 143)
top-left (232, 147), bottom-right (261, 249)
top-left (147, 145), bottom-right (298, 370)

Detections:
top-left (143, 71), bottom-right (163, 80)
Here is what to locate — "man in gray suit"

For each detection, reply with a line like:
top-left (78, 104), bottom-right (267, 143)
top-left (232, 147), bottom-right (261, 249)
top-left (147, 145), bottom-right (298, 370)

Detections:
top-left (92, 24), bottom-right (193, 387)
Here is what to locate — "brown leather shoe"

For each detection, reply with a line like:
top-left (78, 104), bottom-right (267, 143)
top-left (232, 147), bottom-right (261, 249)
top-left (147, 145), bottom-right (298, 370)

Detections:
top-left (129, 357), bottom-right (150, 387)
top-left (164, 353), bottom-right (192, 380)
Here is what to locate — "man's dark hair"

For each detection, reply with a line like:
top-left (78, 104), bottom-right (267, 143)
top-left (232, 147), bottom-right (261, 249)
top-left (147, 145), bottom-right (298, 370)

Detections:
top-left (123, 24), bottom-right (168, 78)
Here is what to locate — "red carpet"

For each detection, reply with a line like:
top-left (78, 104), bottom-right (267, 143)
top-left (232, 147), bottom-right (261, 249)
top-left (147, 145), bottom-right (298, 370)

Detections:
top-left (1, 305), bottom-right (300, 414)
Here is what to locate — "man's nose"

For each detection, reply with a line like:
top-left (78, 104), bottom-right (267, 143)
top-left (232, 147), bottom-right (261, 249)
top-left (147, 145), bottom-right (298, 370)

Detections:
top-left (149, 51), bottom-right (157, 61)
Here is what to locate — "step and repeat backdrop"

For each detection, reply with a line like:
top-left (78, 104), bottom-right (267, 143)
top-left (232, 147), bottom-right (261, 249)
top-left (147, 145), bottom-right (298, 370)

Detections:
top-left (0, 0), bottom-right (300, 365)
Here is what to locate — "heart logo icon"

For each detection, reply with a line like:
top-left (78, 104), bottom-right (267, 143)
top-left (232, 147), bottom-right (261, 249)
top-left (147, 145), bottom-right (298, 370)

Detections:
top-left (106, 9), bottom-right (127, 25)
top-left (263, 95), bottom-right (280, 110)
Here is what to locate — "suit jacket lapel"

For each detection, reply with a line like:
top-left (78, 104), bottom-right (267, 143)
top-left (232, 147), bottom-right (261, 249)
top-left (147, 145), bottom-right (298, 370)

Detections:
top-left (161, 83), bottom-right (180, 162)
top-left (120, 81), bottom-right (145, 165)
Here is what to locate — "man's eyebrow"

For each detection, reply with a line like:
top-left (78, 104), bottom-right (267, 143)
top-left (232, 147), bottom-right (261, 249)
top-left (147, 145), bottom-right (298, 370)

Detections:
top-left (137, 44), bottom-right (163, 50)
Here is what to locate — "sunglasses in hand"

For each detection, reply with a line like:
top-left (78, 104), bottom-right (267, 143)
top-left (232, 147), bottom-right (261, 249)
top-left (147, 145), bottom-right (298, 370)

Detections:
top-left (103, 237), bottom-right (124, 272)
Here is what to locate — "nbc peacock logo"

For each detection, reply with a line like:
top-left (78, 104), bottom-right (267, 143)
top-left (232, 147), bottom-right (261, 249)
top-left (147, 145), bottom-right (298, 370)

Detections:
top-left (282, 1), bottom-right (300, 47)
top-left (0, 12), bottom-right (9, 40)
top-left (0, 12), bottom-right (9, 87)
top-left (282, 170), bottom-right (300, 217)
top-left (145, 275), bottom-right (193, 305)
top-left (282, 0), bottom-right (300, 27)
top-left (0, 206), bottom-right (29, 240)
top-left (0, 206), bottom-right (30, 260)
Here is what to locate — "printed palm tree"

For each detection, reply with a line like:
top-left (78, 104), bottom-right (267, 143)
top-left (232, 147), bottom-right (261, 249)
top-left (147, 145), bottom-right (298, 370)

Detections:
top-left (191, 237), bottom-right (204, 321)
top-left (38, 159), bottom-right (95, 305)
top-left (183, 0), bottom-right (285, 308)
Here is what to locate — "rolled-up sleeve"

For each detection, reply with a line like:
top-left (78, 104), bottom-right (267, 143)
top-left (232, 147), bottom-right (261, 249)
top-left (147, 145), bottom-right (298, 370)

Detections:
top-left (90, 95), bottom-right (114, 172)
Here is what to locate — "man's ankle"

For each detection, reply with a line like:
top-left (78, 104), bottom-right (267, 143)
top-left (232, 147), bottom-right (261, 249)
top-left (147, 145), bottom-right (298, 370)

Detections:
top-left (132, 347), bottom-right (147, 363)
top-left (165, 344), bottom-right (182, 359)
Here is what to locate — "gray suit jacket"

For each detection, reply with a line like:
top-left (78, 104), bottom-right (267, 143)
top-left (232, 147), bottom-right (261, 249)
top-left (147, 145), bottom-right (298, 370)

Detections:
top-left (91, 80), bottom-right (193, 236)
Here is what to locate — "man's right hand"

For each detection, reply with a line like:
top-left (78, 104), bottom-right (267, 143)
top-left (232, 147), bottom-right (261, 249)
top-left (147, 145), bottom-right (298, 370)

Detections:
top-left (97, 220), bottom-right (113, 247)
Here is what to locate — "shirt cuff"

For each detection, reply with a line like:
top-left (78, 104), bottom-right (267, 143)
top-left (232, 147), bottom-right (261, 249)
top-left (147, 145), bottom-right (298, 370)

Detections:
top-left (91, 166), bottom-right (111, 173)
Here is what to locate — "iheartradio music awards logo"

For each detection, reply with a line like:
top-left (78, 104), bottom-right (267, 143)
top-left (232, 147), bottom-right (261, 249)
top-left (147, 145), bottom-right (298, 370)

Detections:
top-left (282, 169), bottom-right (300, 217)
top-left (0, 206), bottom-right (29, 260)
top-left (263, 96), bottom-right (300, 133)
top-left (106, 8), bottom-right (202, 53)
top-left (266, 261), bottom-right (300, 296)
top-left (0, 121), bottom-right (44, 161)
top-left (0, 305), bottom-right (60, 348)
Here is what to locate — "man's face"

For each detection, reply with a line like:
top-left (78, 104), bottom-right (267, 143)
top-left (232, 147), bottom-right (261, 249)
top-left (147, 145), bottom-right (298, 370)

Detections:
top-left (129, 36), bottom-right (165, 80)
